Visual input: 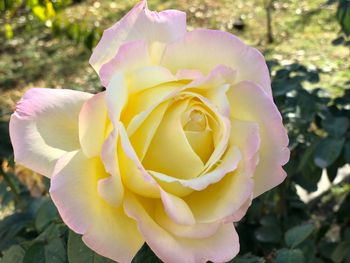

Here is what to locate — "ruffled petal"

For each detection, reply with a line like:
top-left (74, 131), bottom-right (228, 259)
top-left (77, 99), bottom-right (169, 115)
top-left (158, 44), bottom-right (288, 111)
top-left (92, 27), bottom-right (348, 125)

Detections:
top-left (50, 150), bottom-right (143, 263)
top-left (9, 88), bottom-right (92, 177)
top-left (90, 0), bottom-right (186, 73)
top-left (227, 81), bottom-right (290, 197)
top-left (161, 29), bottom-right (272, 96)
top-left (99, 40), bottom-right (151, 87)
top-left (124, 193), bottom-right (239, 263)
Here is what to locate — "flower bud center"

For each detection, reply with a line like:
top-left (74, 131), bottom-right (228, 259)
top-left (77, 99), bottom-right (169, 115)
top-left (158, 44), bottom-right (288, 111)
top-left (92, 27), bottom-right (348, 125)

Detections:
top-left (183, 110), bottom-right (207, 132)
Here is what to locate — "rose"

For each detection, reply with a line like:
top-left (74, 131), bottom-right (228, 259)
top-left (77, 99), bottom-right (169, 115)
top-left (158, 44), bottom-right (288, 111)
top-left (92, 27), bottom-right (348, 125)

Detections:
top-left (9, 0), bottom-right (289, 262)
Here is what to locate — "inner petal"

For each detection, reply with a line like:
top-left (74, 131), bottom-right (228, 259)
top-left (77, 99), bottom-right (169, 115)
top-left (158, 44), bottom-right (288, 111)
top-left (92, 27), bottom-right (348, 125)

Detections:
top-left (142, 98), bottom-right (204, 180)
top-left (183, 108), bottom-right (214, 163)
top-left (183, 110), bottom-right (207, 131)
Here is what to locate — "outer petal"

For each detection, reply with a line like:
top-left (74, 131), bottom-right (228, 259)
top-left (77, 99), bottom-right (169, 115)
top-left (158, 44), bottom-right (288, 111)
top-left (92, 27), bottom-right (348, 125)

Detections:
top-left (107, 68), bottom-right (175, 127)
top-left (90, 0), bottom-right (186, 73)
top-left (161, 29), bottom-right (272, 96)
top-left (99, 40), bottom-right (151, 87)
top-left (227, 81), bottom-right (290, 197)
top-left (124, 193), bottom-right (239, 263)
top-left (225, 199), bottom-right (252, 223)
top-left (9, 88), bottom-right (92, 177)
top-left (50, 150), bottom-right (143, 263)
top-left (79, 92), bottom-right (108, 158)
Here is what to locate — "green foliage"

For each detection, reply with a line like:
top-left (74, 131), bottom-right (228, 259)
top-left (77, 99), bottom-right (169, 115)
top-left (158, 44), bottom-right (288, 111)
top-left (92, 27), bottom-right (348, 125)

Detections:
top-left (285, 224), bottom-right (315, 248)
top-left (0, 245), bottom-right (25, 263)
top-left (273, 248), bottom-right (305, 263)
top-left (334, 0), bottom-right (350, 46)
top-left (67, 231), bottom-right (114, 263)
top-left (23, 239), bottom-right (66, 263)
top-left (0, 0), bottom-right (101, 50)
top-left (337, 0), bottom-right (350, 35)
top-left (232, 59), bottom-right (350, 263)
top-left (131, 244), bottom-right (162, 263)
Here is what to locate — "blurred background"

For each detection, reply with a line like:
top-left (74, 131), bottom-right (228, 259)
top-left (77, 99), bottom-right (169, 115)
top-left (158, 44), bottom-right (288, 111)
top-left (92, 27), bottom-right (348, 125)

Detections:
top-left (0, 0), bottom-right (350, 262)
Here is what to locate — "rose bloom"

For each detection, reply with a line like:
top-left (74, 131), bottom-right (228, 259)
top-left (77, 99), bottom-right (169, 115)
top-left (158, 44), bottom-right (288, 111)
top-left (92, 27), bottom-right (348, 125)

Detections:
top-left (10, 1), bottom-right (289, 262)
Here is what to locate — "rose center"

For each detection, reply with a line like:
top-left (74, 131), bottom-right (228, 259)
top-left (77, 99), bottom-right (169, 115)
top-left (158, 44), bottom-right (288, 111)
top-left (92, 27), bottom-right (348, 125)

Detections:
top-left (182, 107), bottom-right (214, 164)
top-left (183, 110), bottom-right (207, 132)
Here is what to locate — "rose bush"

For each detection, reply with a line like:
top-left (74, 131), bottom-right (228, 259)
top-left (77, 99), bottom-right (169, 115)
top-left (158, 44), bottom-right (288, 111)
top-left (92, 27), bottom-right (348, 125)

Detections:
top-left (9, 0), bottom-right (289, 262)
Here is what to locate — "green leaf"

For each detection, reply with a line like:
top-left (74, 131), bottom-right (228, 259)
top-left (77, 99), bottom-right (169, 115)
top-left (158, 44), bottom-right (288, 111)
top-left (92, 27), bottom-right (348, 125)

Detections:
top-left (332, 36), bottom-right (345, 45)
top-left (67, 231), bottom-right (114, 263)
top-left (285, 223), bottom-right (315, 248)
top-left (36, 223), bottom-right (67, 242)
top-left (0, 181), bottom-right (13, 206)
top-left (0, 245), bottom-right (25, 263)
top-left (337, 192), bottom-right (350, 222)
top-left (35, 198), bottom-right (60, 232)
top-left (273, 81), bottom-right (301, 96)
top-left (4, 23), bottom-right (13, 39)
top-left (295, 163), bottom-right (322, 192)
top-left (331, 241), bottom-right (350, 263)
top-left (23, 239), bottom-right (66, 263)
top-left (325, 144), bottom-right (346, 182)
top-left (273, 248), bottom-right (305, 263)
top-left (44, 239), bottom-right (66, 263)
top-left (260, 215), bottom-right (279, 227)
top-left (32, 5), bottom-right (47, 21)
top-left (132, 243), bottom-right (161, 263)
top-left (319, 241), bottom-right (338, 260)
top-left (298, 240), bottom-right (316, 263)
top-left (294, 141), bottom-right (323, 191)
top-left (296, 140), bottom-right (319, 172)
top-left (231, 253), bottom-right (260, 263)
top-left (314, 138), bottom-right (345, 168)
top-left (307, 71), bottom-right (320, 83)
top-left (322, 116), bottom-right (349, 138)
top-left (255, 225), bottom-right (282, 243)
top-left (337, 1), bottom-right (350, 35)
top-left (23, 243), bottom-right (45, 263)
top-left (344, 141), bottom-right (350, 163)
top-left (0, 213), bottom-right (33, 251)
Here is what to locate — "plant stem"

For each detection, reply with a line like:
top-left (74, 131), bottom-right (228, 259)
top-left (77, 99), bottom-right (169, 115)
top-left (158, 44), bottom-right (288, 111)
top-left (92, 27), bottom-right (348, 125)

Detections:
top-left (265, 0), bottom-right (274, 43)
